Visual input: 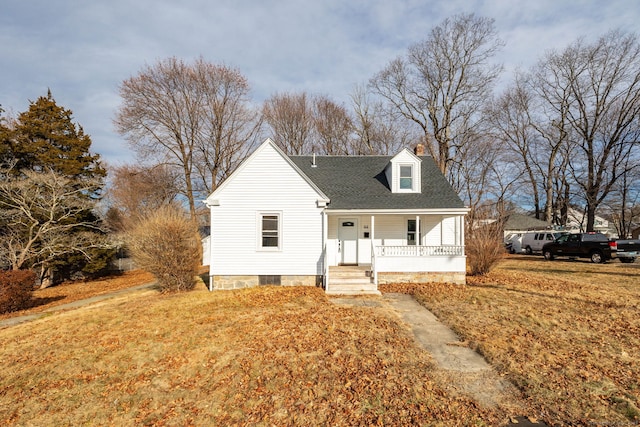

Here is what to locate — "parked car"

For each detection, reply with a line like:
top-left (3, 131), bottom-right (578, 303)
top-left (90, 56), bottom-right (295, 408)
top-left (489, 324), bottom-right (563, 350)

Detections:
top-left (521, 231), bottom-right (566, 254)
top-left (615, 239), bottom-right (640, 263)
top-left (542, 232), bottom-right (617, 263)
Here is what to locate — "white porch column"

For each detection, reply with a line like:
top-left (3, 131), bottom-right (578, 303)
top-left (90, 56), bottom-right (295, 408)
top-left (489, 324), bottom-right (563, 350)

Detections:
top-left (323, 211), bottom-right (329, 291)
top-left (371, 215), bottom-right (377, 285)
top-left (416, 215), bottom-right (421, 245)
top-left (370, 215), bottom-right (375, 254)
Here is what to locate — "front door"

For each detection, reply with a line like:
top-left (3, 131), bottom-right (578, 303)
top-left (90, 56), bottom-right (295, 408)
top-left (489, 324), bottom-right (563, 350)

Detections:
top-left (338, 218), bottom-right (358, 265)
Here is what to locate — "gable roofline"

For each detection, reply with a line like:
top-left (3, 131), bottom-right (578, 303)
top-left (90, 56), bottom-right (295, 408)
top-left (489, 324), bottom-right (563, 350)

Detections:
top-left (391, 147), bottom-right (422, 163)
top-left (205, 138), bottom-right (329, 205)
top-left (290, 154), bottom-right (465, 210)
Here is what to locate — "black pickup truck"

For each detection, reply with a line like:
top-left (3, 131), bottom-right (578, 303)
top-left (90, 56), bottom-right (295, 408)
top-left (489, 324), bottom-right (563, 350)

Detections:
top-left (542, 232), bottom-right (617, 263)
top-left (616, 239), bottom-right (640, 263)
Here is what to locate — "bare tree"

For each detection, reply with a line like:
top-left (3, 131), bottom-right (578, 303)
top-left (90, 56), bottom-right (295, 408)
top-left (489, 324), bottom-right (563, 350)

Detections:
top-left (350, 85), bottom-right (417, 155)
top-left (114, 57), bottom-right (260, 221)
top-left (456, 133), bottom-right (504, 226)
top-left (107, 163), bottom-right (181, 230)
top-left (0, 169), bottom-right (107, 287)
top-left (263, 92), bottom-right (314, 155)
top-left (312, 95), bottom-right (353, 155)
top-left (370, 13), bottom-right (503, 185)
top-left (555, 31), bottom-right (640, 231)
top-left (192, 60), bottom-right (262, 195)
top-left (603, 149), bottom-right (640, 238)
top-left (487, 77), bottom-right (542, 217)
top-left (529, 50), bottom-right (582, 225)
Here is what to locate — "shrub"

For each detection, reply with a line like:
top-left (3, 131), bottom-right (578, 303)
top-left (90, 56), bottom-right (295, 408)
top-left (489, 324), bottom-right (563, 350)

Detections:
top-left (0, 270), bottom-right (37, 313)
top-left (126, 206), bottom-right (201, 292)
top-left (466, 222), bottom-right (505, 276)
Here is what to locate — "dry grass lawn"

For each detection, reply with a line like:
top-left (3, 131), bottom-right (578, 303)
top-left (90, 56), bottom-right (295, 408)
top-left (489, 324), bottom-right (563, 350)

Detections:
top-left (0, 270), bottom-right (155, 321)
top-left (2, 257), bottom-right (638, 426)
top-left (1, 285), bottom-right (503, 426)
top-left (384, 256), bottom-right (640, 425)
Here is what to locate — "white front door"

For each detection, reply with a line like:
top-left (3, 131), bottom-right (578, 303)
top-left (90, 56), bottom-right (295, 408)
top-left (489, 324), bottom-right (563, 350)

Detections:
top-left (338, 218), bottom-right (358, 265)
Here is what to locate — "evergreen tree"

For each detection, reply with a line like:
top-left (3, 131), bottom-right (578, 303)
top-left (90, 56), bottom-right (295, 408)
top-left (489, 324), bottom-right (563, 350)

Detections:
top-left (8, 90), bottom-right (106, 182)
top-left (0, 92), bottom-right (112, 285)
top-left (0, 106), bottom-right (13, 168)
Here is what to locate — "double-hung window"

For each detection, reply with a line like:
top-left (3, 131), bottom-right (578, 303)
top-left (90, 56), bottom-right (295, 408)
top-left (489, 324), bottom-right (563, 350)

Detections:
top-left (399, 165), bottom-right (413, 190)
top-left (260, 214), bottom-right (280, 250)
top-left (407, 219), bottom-right (417, 245)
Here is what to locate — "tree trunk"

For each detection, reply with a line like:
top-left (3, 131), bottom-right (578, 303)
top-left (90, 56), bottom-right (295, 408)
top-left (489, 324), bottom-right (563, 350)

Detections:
top-left (39, 265), bottom-right (54, 289)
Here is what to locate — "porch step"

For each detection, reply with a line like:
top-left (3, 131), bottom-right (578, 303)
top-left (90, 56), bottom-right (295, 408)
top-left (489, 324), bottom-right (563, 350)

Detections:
top-left (329, 265), bottom-right (371, 277)
top-left (327, 265), bottom-right (380, 295)
top-left (325, 283), bottom-right (381, 296)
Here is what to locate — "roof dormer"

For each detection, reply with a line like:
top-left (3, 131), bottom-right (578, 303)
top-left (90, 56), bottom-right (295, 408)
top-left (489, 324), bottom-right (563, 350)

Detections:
top-left (385, 148), bottom-right (422, 193)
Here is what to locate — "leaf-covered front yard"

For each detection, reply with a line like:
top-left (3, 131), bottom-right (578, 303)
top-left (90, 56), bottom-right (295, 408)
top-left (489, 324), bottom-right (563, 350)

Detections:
top-left (1, 257), bottom-right (638, 426)
top-left (383, 257), bottom-right (640, 425)
top-left (1, 285), bottom-right (502, 426)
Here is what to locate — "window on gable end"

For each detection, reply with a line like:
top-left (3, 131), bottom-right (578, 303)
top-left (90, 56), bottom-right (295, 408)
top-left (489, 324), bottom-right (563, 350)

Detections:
top-left (260, 214), bottom-right (280, 249)
top-left (400, 165), bottom-right (413, 190)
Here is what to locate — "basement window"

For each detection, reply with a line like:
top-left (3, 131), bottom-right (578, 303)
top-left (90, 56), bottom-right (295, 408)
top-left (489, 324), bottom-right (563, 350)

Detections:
top-left (259, 275), bottom-right (281, 286)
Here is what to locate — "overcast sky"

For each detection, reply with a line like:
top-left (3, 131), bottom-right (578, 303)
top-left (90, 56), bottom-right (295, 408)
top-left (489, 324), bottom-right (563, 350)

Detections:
top-left (2, 0), bottom-right (639, 166)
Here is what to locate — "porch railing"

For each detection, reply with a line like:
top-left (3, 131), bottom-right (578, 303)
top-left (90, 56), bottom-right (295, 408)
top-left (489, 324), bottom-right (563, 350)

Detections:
top-left (375, 245), bottom-right (464, 257)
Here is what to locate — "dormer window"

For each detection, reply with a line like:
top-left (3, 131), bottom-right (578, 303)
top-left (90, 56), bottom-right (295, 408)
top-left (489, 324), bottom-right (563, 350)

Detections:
top-left (400, 165), bottom-right (413, 190)
top-left (385, 148), bottom-right (422, 193)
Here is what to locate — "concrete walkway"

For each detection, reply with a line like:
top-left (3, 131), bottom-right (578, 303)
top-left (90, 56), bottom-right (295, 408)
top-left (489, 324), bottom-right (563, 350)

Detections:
top-left (0, 282), bottom-right (157, 329)
top-left (382, 293), bottom-right (522, 411)
top-left (330, 292), bottom-right (539, 423)
top-left (384, 293), bottom-right (492, 371)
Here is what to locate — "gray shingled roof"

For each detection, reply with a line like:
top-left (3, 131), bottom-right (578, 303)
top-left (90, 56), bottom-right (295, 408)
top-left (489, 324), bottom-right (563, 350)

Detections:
top-left (503, 213), bottom-right (551, 230)
top-left (289, 155), bottom-right (465, 210)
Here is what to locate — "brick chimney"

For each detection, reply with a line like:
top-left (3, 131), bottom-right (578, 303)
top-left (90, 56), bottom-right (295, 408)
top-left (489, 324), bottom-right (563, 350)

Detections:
top-left (414, 143), bottom-right (425, 156)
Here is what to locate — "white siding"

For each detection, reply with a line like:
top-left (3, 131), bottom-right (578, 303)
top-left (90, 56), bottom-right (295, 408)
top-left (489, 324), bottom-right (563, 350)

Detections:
top-left (388, 149), bottom-right (421, 193)
top-left (209, 143), bottom-right (324, 276)
top-left (376, 255), bottom-right (466, 273)
top-left (421, 216), bottom-right (441, 245)
top-left (325, 214), bottom-right (464, 266)
top-left (442, 216), bottom-right (457, 245)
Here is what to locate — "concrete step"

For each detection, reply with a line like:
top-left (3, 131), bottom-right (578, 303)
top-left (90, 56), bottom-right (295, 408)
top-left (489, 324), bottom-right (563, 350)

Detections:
top-left (330, 272), bottom-right (371, 279)
top-left (330, 277), bottom-right (372, 284)
top-left (325, 284), bottom-right (381, 296)
top-left (327, 265), bottom-right (378, 295)
top-left (329, 266), bottom-right (370, 273)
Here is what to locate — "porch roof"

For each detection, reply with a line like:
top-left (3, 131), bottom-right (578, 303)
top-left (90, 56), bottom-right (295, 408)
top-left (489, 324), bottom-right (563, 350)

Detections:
top-left (289, 155), bottom-right (465, 210)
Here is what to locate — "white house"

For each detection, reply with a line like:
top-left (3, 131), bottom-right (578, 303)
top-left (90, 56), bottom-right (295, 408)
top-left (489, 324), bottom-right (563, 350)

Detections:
top-left (205, 139), bottom-right (469, 294)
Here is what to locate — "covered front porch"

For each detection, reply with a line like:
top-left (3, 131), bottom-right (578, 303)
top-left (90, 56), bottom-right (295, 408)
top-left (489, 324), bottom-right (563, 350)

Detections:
top-left (322, 210), bottom-right (467, 293)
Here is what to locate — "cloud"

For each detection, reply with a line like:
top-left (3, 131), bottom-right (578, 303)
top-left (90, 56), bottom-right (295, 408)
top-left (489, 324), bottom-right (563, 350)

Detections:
top-left (1, 0), bottom-right (639, 165)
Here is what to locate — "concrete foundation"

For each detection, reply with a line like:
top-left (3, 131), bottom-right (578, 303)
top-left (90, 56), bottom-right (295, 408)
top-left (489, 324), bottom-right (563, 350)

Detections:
top-left (212, 275), bottom-right (322, 290)
top-left (377, 271), bottom-right (466, 285)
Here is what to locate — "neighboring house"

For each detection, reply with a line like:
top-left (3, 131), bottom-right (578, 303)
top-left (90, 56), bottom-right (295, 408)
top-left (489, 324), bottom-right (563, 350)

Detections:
top-left (199, 226), bottom-right (211, 267)
top-left (201, 235), bottom-right (210, 266)
top-left (502, 213), bottom-right (553, 240)
top-left (205, 139), bottom-right (469, 294)
top-left (564, 208), bottom-right (617, 236)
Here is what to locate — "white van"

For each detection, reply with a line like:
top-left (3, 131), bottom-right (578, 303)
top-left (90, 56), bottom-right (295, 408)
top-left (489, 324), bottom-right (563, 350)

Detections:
top-left (521, 231), bottom-right (566, 254)
top-left (505, 233), bottom-right (523, 254)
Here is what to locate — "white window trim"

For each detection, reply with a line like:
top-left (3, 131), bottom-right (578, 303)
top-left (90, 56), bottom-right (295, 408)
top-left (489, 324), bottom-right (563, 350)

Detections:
top-left (398, 163), bottom-right (415, 192)
top-left (257, 212), bottom-right (282, 251)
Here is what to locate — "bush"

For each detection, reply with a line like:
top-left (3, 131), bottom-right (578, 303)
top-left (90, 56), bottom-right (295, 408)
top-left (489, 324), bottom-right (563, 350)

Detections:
top-left (126, 206), bottom-right (201, 292)
top-left (466, 222), bottom-right (505, 276)
top-left (0, 270), bottom-right (37, 313)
